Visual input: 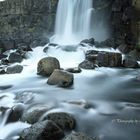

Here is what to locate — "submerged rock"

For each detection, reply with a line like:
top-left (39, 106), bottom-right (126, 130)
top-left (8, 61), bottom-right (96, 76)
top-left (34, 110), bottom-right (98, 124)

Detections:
top-left (65, 67), bottom-right (81, 73)
top-left (47, 69), bottom-right (74, 87)
top-left (20, 120), bottom-right (64, 140)
top-left (97, 51), bottom-right (122, 67)
top-left (43, 112), bottom-right (75, 131)
top-left (63, 132), bottom-right (96, 140)
top-left (37, 57), bottom-right (60, 76)
top-left (6, 65), bottom-right (23, 74)
top-left (79, 60), bottom-right (96, 69)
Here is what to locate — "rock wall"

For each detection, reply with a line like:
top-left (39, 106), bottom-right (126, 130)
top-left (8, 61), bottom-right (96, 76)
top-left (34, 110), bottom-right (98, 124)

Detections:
top-left (0, 0), bottom-right (58, 51)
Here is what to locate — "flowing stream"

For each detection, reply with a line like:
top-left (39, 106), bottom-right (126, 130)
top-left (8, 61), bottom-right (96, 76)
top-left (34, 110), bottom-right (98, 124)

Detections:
top-left (0, 0), bottom-right (140, 140)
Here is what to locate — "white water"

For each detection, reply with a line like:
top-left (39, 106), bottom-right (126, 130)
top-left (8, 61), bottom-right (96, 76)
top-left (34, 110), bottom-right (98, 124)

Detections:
top-left (51, 0), bottom-right (93, 45)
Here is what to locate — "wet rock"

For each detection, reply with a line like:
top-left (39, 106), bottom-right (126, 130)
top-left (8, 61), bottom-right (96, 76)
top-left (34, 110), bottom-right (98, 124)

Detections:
top-left (6, 65), bottom-right (23, 74)
top-left (95, 38), bottom-right (115, 48)
top-left (97, 51), bottom-right (122, 67)
top-left (0, 85), bottom-right (12, 90)
top-left (123, 58), bottom-right (139, 68)
top-left (85, 50), bottom-right (99, 62)
top-left (43, 112), bottom-right (75, 130)
top-left (63, 132), bottom-right (96, 140)
top-left (80, 38), bottom-right (95, 45)
top-left (128, 49), bottom-right (140, 61)
top-left (0, 69), bottom-right (6, 74)
top-left (30, 38), bottom-right (49, 48)
top-left (47, 69), bottom-right (73, 87)
top-left (118, 44), bottom-right (135, 54)
top-left (0, 53), bottom-right (7, 59)
top-left (65, 67), bottom-right (81, 73)
top-left (21, 105), bottom-right (50, 124)
top-left (79, 60), bottom-right (96, 69)
top-left (1, 58), bottom-right (9, 65)
top-left (7, 104), bottom-right (25, 123)
top-left (37, 57), bottom-right (60, 76)
top-left (17, 43), bottom-right (33, 52)
top-left (20, 120), bottom-right (64, 140)
top-left (15, 92), bottom-right (34, 104)
top-left (8, 52), bottom-right (23, 63)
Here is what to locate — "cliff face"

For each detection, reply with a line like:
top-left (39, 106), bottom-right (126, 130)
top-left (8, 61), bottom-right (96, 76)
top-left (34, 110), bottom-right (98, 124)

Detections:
top-left (0, 0), bottom-right (58, 50)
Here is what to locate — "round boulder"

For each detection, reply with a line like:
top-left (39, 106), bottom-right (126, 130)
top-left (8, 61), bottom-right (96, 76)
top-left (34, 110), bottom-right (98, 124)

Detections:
top-left (47, 69), bottom-right (74, 87)
top-left (20, 120), bottom-right (64, 140)
top-left (43, 112), bottom-right (75, 131)
top-left (37, 57), bottom-right (60, 76)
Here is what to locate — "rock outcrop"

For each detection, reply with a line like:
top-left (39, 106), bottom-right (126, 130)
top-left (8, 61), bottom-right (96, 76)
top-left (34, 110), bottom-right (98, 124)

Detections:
top-left (0, 0), bottom-right (58, 51)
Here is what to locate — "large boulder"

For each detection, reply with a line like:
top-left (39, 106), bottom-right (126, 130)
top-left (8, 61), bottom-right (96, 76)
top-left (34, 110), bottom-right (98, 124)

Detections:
top-left (63, 132), bottom-right (96, 140)
top-left (8, 52), bottom-right (23, 63)
top-left (43, 112), bottom-right (75, 131)
top-left (47, 69), bottom-right (74, 87)
top-left (6, 65), bottom-right (23, 74)
top-left (37, 57), bottom-right (60, 76)
top-left (20, 120), bottom-right (64, 140)
top-left (97, 51), bottom-right (122, 67)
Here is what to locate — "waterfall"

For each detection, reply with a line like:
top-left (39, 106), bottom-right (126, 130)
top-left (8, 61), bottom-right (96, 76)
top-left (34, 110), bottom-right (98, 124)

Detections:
top-left (51, 0), bottom-right (93, 45)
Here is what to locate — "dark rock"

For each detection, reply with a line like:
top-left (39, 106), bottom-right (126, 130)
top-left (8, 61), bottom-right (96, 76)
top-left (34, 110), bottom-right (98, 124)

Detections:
top-left (0, 54), bottom-right (7, 59)
top-left (63, 132), bottom-right (96, 140)
top-left (20, 120), bottom-right (64, 140)
top-left (0, 39), bottom-right (15, 51)
top-left (128, 49), bottom-right (140, 61)
top-left (47, 69), bottom-right (74, 88)
top-left (79, 60), bottom-right (95, 69)
top-left (97, 51), bottom-right (122, 67)
top-left (0, 85), bottom-right (12, 90)
top-left (95, 38), bottom-right (115, 48)
top-left (30, 38), bottom-right (49, 48)
top-left (65, 67), bottom-right (81, 73)
top-left (123, 58), bottom-right (139, 68)
top-left (6, 65), bottom-right (23, 74)
top-left (7, 104), bottom-right (25, 123)
top-left (85, 50), bottom-right (99, 62)
top-left (1, 59), bottom-right (10, 65)
top-left (0, 69), bottom-right (6, 74)
top-left (8, 52), bottom-right (23, 63)
top-left (43, 112), bottom-right (75, 130)
top-left (80, 38), bottom-right (95, 45)
top-left (21, 105), bottom-right (49, 124)
top-left (37, 57), bottom-right (60, 76)
top-left (118, 44), bottom-right (134, 54)
top-left (17, 43), bottom-right (33, 52)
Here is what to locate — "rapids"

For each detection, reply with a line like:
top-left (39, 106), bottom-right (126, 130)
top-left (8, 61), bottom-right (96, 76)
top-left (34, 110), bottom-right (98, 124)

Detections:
top-left (0, 45), bottom-right (140, 140)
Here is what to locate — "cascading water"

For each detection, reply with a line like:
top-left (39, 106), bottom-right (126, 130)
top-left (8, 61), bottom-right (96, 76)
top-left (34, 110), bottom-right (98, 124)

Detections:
top-left (51, 0), bottom-right (93, 45)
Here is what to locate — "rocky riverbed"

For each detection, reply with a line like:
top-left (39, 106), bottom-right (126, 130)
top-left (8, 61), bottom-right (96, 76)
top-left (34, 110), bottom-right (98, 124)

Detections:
top-left (0, 42), bottom-right (140, 140)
